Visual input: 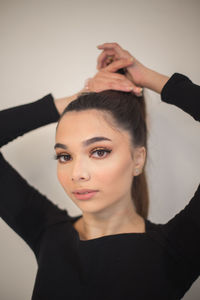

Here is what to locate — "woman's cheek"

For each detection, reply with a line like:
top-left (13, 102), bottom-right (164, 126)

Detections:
top-left (91, 160), bottom-right (115, 182)
top-left (57, 166), bottom-right (68, 189)
top-left (99, 156), bottom-right (132, 187)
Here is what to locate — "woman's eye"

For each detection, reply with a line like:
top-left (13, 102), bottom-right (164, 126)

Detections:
top-left (91, 148), bottom-right (112, 158)
top-left (54, 148), bottom-right (112, 163)
top-left (55, 154), bottom-right (71, 163)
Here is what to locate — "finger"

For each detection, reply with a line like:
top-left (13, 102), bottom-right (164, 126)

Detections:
top-left (105, 58), bottom-right (133, 73)
top-left (94, 74), bottom-right (140, 94)
top-left (97, 49), bottom-right (117, 70)
top-left (97, 42), bottom-right (120, 50)
top-left (132, 86), bottom-right (143, 97)
top-left (96, 70), bottom-right (125, 80)
top-left (88, 74), bottom-right (143, 95)
top-left (105, 82), bottom-right (134, 92)
top-left (108, 76), bottom-right (143, 95)
top-left (118, 79), bottom-right (143, 95)
top-left (97, 51), bottom-right (111, 70)
top-left (93, 81), bottom-right (134, 93)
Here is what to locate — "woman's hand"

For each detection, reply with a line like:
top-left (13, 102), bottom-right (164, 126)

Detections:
top-left (85, 58), bottom-right (143, 96)
top-left (54, 58), bottom-right (142, 115)
top-left (97, 42), bottom-right (146, 87)
top-left (54, 57), bottom-right (142, 115)
top-left (97, 42), bottom-right (169, 94)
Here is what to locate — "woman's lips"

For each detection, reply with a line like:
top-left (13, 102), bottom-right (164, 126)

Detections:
top-left (73, 191), bottom-right (98, 200)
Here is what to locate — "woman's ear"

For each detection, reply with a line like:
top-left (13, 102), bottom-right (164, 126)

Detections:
top-left (132, 146), bottom-right (146, 176)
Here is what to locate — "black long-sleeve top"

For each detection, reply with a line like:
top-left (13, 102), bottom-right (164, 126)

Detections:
top-left (0, 73), bottom-right (200, 300)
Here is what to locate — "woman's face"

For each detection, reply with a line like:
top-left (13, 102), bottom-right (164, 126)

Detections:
top-left (55, 109), bottom-right (145, 214)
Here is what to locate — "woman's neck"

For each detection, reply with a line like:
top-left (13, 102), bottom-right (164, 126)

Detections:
top-left (74, 204), bottom-right (145, 241)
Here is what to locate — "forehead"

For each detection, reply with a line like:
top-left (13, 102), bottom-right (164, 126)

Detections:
top-left (56, 109), bottom-right (132, 146)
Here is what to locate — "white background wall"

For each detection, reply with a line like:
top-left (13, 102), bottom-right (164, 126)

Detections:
top-left (0, 0), bottom-right (200, 299)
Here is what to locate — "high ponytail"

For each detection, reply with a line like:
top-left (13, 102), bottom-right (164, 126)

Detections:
top-left (58, 90), bottom-right (149, 219)
top-left (130, 93), bottom-right (149, 218)
top-left (131, 172), bottom-right (149, 219)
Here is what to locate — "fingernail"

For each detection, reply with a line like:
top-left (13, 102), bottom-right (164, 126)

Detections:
top-left (127, 86), bottom-right (133, 91)
top-left (136, 87), bottom-right (143, 93)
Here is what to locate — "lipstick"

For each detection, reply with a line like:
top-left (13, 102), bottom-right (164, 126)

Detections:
top-left (72, 189), bottom-right (98, 200)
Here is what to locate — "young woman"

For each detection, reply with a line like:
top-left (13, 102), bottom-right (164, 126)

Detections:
top-left (0, 45), bottom-right (199, 299)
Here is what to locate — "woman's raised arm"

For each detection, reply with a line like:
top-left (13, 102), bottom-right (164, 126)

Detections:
top-left (97, 42), bottom-right (169, 93)
top-left (97, 42), bottom-right (200, 121)
top-left (161, 73), bottom-right (200, 121)
top-left (0, 94), bottom-right (79, 148)
top-left (0, 93), bottom-right (76, 251)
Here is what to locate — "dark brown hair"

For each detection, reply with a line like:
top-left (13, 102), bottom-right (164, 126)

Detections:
top-left (58, 90), bottom-right (149, 218)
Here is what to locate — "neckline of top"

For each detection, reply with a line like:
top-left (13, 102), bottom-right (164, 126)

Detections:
top-left (70, 215), bottom-right (154, 243)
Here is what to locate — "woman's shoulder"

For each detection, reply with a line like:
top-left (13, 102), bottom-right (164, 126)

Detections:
top-left (145, 185), bottom-right (200, 269)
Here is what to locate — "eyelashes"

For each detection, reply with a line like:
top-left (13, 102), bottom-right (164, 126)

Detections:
top-left (54, 153), bottom-right (71, 162)
top-left (54, 147), bottom-right (112, 163)
top-left (91, 148), bottom-right (112, 159)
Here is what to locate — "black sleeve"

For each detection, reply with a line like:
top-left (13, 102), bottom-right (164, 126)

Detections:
top-left (0, 152), bottom-right (70, 251)
top-left (0, 94), bottom-right (60, 147)
top-left (160, 73), bottom-right (200, 287)
top-left (0, 95), bottom-right (69, 251)
top-left (161, 73), bottom-right (200, 121)
top-left (159, 185), bottom-right (200, 290)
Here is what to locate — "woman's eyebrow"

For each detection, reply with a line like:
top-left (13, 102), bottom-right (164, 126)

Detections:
top-left (83, 136), bottom-right (112, 147)
top-left (54, 136), bottom-right (112, 150)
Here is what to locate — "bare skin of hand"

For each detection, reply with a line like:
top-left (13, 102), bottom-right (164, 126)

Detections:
top-left (54, 58), bottom-right (141, 114)
top-left (97, 42), bottom-right (169, 94)
top-left (97, 42), bottom-right (146, 87)
top-left (55, 43), bottom-right (169, 115)
top-left (86, 58), bottom-right (143, 96)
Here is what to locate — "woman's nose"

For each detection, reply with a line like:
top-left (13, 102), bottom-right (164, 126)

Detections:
top-left (71, 158), bottom-right (90, 182)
